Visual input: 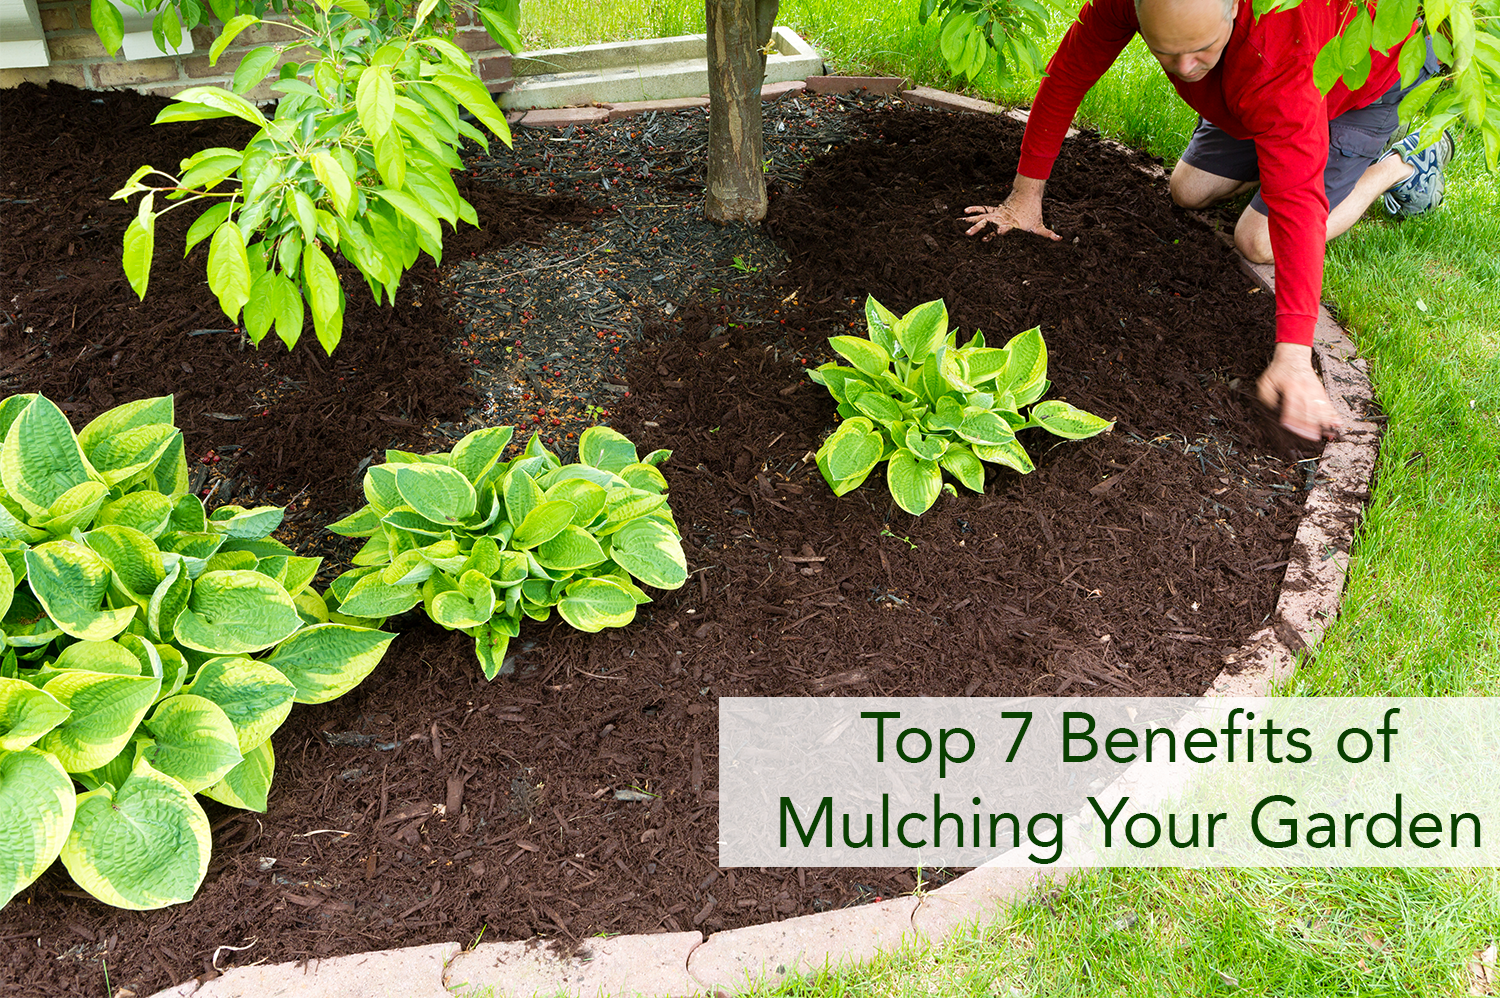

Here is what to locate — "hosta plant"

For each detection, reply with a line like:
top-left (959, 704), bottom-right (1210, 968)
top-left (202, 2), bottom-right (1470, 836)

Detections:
top-left (327, 426), bottom-right (688, 679)
top-left (808, 296), bottom-right (1114, 515)
top-left (0, 393), bottom-right (393, 910)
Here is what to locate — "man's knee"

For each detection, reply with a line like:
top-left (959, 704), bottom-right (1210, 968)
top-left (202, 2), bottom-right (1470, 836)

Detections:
top-left (1169, 168), bottom-right (1219, 210)
top-left (1234, 213), bottom-right (1273, 264)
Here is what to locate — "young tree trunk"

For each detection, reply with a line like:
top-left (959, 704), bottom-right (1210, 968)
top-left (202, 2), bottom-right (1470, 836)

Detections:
top-left (704, 0), bottom-right (779, 223)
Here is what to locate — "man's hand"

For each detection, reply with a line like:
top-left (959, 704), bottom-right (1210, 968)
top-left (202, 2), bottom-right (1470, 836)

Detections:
top-left (962, 174), bottom-right (1060, 242)
top-left (1257, 343), bottom-right (1342, 441)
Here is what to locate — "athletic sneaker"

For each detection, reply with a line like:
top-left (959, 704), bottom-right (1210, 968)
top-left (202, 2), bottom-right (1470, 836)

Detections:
top-left (1381, 129), bottom-right (1455, 218)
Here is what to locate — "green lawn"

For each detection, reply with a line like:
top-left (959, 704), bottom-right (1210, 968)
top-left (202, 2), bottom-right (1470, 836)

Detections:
top-left (514, 2), bottom-right (1500, 994)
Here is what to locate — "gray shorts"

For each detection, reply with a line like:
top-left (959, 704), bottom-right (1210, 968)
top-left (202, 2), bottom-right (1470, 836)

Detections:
top-left (1179, 39), bottom-right (1441, 214)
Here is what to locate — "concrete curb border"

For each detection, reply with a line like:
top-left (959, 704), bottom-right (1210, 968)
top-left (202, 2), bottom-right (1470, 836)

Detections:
top-left (145, 88), bottom-right (1381, 998)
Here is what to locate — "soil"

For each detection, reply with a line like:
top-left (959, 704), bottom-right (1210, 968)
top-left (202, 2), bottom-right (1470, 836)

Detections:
top-left (2, 83), bottom-right (1321, 998)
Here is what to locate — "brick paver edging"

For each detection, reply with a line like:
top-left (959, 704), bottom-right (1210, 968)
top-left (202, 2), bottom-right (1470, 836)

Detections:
top-left (145, 89), bottom-right (1380, 998)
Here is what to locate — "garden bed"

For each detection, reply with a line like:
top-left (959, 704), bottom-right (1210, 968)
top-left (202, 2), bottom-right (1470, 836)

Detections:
top-left (3, 83), bottom-right (1319, 998)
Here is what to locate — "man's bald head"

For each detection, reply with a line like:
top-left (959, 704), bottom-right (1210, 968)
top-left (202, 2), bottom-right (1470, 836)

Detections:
top-left (1135, 0), bottom-right (1239, 82)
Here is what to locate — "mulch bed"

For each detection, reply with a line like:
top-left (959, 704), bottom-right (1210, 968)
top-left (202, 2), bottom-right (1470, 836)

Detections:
top-left (2, 82), bottom-right (1317, 998)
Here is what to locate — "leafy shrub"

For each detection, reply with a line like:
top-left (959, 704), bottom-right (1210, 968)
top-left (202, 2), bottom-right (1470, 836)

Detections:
top-left (106, 0), bottom-right (522, 353)
top-left (327, 426), bottom-right (688, 678)
top-left (808, 296), bottom-right (1114, 515)
top-left (0, 393), bottom-right (393, 910)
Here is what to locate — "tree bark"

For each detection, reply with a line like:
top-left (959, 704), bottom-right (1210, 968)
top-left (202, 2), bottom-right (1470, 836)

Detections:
top-left (704, 0), bottom-right (779, 223)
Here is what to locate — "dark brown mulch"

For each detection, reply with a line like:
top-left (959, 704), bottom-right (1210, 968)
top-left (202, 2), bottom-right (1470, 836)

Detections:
top-left (3, 85), bottom-right (1321, 998)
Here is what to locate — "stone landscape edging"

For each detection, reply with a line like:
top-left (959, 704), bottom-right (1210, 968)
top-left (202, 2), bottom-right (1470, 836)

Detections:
top-left (143, 85), bottom-right (1381, 998)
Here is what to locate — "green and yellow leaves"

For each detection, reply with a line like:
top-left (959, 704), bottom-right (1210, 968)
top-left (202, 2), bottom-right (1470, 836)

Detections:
top-left (887, 451), bottom-right (944, 516)
top-left (0, 393), bottom-right (395, 912)
top-left (25, 542), bottom-right (137, 642)
top-left (558, 577), bottom-right (637, 632)
top-left (174, 570), bottom-right (303, 654)
top-left (608, 518), bottom-right (687, 590)
top-left (1, 395), bottom-right (96, 517)
top-left (810, 297), bottom-right (1111, 514)
top-left (263, 624), bottom-right (395, 704)
top-left (36, 670), bottom-right (161, 773)
top-left (61, 756), bottom-right (211, 910)
top-left (333, 425), bottom-right (684, 679)
top-left (816, 417), bottom-right (886, 497)
top-left (1029, 400), bottom-right (1116, 439)
top-left (0, 748), bottom-right (75, 907)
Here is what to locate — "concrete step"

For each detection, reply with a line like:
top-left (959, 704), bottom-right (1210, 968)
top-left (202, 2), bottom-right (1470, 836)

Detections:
top-left (499, 26), bottom-right (822, 110)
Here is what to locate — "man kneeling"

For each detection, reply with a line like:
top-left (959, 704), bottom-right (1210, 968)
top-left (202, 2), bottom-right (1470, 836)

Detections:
top-left (963, 0), bottom-right (1449, 441)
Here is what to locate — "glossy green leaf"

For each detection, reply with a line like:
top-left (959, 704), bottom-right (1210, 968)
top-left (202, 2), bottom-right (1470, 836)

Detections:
top-left (169, 86), bottom-right (270, 128)
top-left (231, 44), bottom-right (279, 94)
top-left (209, 14), bottom-right (260, 65)
top-left (123, 213), bottom-right (155, 300)
top-left (207, 220), bottom-right (251, 320)
top-left (301, 243), bottom-right (344, 354)
top-left (356, 64), bottom-right (395, 139)
top-left (432, 72), bottom-right (512, 146)
top-left (91, 0), bottom-right (125, 55)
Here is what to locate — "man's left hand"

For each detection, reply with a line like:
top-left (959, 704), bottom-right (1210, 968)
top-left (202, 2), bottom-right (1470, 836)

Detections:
top-left (1257, 342), bottom-right (1342, 441)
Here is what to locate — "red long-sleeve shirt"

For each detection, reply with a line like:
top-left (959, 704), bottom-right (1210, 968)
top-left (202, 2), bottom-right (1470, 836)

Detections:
top-left (1018, 0), bottom-right (1405, 346)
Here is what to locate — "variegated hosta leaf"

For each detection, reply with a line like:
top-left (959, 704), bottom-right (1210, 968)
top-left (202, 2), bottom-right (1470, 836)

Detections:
top-left (806, 299), bottom-right (1109, 513)
top-left (0, 677), bottom-right (71, 751)
top-left (607, 517), bottom-right (687, 591)
top-left (263, 623), bottom-right (395, 704)
top-left (0, 395), bottom-right (96, 517)
top-left (200, 739), bottom-right (274, 812)
top-left (140, 694), bottom-right (243, 793)
top-left (24, 540), bottom-right (137, 641)
top-left (60, 755), bottom-right (211, 910)
top-left (172, 569), bottom-right (301, 654)
top-left (557, 577), bottom-right (637, 632)
top-left (36, 669), bottom-right (161, 773)
top-left (0, 747), bottom-right (76, 907)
